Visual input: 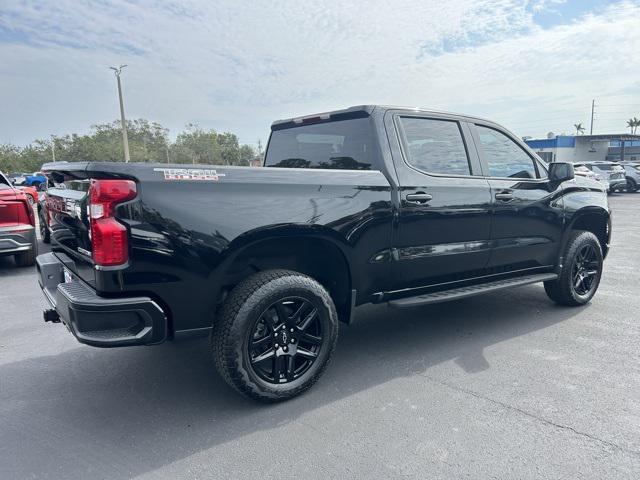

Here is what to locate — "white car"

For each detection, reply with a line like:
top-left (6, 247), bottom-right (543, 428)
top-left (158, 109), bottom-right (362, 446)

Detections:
top-left (619, 161), bottom-right (640, 192)
top-left (574, 162), bottom-right (626, 194)
top-left (573, 164), bottom-right (608, 191)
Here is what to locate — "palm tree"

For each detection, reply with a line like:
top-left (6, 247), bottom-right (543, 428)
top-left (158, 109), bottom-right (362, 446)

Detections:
top-left (627, 117), bottom-right (639, 135)
top-left (574, 123), bottom-right (585, 135)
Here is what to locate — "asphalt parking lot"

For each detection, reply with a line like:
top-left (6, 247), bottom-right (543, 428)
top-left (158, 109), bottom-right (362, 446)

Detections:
top-left (1, 195), bottom-right (639, 479)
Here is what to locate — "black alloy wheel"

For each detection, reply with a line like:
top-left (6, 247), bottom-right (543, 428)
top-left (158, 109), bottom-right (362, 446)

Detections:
top-left (248, 297), bottom-right (323, 384)
top-left (544, 230), bottom-right (603, 306)
top-left (212, 269), bottom-right (338, 402)
top-left (571, 244), bottom-right (599, 296)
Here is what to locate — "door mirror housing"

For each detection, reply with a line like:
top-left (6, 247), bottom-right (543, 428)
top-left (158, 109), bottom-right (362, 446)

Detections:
top-left (548, 162), bottom-right (574, 183)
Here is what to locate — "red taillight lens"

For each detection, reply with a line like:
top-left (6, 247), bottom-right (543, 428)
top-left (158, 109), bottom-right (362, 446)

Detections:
top-left (89, 179), bottom-right (137, 216)
top-left (89, 179), bottom-right (137, 267)
top-left (91, 218), bottom-right (129, 266)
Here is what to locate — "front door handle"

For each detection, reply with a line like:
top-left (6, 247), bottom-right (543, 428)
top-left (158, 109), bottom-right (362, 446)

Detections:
top-left (405, 192), bottom-right (433, 204)
top-left (495, 191), bottom-right (514, 202)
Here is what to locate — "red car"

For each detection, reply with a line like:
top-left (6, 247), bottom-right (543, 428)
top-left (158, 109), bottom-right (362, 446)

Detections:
top-left (17, 185), bottom-right (39, 205)
top-left (0, 171), bottom-right (37, 266)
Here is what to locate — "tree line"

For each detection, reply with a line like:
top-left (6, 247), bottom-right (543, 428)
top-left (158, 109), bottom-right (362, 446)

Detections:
top-left (0, 119), bottom-right (260, 173)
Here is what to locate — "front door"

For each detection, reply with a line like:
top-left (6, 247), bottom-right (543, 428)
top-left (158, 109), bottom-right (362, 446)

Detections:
top-left (470, 123), bottom-right (564, 271)
top-left (386, 113), bottom-right (492, 295)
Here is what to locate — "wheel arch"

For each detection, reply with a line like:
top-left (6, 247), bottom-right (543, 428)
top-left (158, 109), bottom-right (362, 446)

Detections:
top-left (565, 206), bottom-right (611, 259)
top-left (213, 227), bottom-right (354, 324)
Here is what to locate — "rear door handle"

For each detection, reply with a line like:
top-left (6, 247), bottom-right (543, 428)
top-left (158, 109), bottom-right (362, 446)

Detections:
top-left (405, 192), bottom-right (433, 204)
top-left (495, 192), bottom-right (514, 202)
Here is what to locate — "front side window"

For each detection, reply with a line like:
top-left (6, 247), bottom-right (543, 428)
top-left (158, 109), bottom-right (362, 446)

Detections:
top-left (476, 126), bottom-right (538, 179)
top-left (399, 117), bottom-right (471, 176)
top-left (265, 117), bottom-right (376, 170)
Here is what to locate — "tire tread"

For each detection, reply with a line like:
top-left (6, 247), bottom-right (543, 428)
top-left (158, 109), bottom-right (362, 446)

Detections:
top-left (544, 230), bottom-right (602, 306)
top-left (212, 269), bottom-right (338, 402)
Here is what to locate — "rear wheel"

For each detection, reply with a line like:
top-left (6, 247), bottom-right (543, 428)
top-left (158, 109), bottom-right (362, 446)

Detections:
top-left (544, 231), bottom-right (603, 306)
top-left (212, 269), bottom-right (338, 402)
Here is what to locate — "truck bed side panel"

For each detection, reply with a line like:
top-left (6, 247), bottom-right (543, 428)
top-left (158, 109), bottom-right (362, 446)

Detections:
top-left (48, 163), bottom-right (393, 333)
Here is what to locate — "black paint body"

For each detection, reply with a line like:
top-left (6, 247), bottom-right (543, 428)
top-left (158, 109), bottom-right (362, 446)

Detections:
top-left (42, 106), bottom-right (611, 341)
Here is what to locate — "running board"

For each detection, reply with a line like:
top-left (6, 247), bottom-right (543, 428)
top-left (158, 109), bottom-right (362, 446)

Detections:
top-left (388, 273), bottom-right (558, 309)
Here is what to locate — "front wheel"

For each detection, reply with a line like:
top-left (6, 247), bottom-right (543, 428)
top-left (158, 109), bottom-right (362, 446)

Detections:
top-left (626, 177), bottom-right (638, 193)
top-left (212, 269), bottom-right (339, 402)
top-left (544, 231), bottom-right (603, 306)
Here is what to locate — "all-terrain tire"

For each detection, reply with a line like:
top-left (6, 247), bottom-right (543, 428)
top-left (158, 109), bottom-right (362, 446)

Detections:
top-left (544, 230), bottom-right (603, 306)
top-left (212, 269), bottom-right (339, 402)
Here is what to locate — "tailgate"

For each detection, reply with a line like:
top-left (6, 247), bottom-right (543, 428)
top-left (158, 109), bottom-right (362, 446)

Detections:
top-left (42, 162), bottom-right (142, 288)
top-left (46, 181), bottom-right (95, 283)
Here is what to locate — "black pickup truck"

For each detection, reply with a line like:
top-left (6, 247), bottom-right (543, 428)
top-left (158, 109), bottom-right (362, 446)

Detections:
top-left (37, 105), bottom-right (611, 401)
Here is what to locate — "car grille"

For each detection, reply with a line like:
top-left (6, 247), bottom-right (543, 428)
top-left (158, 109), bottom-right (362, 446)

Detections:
top-left (610, 172), bottom-right (624, 180)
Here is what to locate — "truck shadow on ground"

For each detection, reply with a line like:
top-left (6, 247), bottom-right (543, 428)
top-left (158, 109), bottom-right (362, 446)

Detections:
top-left (1, 285), bottom-right (587, 479)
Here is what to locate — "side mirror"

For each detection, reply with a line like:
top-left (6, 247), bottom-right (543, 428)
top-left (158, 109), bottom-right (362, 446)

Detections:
top-left (548, 162), bottom-right (574, 183)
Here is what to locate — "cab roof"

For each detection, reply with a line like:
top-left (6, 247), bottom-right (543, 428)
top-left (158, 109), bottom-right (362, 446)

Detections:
top-left (271, 105), bottom-right (495, 130)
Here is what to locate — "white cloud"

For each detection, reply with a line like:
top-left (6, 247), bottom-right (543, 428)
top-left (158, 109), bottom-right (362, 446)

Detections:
top-left (0, 0), bottom-right (639, 146)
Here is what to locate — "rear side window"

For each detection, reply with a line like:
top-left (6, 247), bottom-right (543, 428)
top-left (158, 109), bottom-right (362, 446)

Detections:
top-left (265, 118), bottom-right (376, 170)
top-left (476, 126), bottom-right (538, 179)
top-left (398, 117), bottom-right (471, 176)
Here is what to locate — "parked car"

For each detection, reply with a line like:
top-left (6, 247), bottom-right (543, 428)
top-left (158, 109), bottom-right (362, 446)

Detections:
top-left (37, 105), bottom-right (610, 402)
top-left (572, 164), bottom-right (608, 190)
top-left (0, 171), bottom-right (37, 266)
top-left (8, 172), bottom-right (28, 185)
top-left (575, 161), bottom-right (626, 194)
top-left (23, 171), bottom-right (48, 190)
top-left (619, 161), bottom-right (640, 192)
top-left (16, 185), bottom-right (39, 205)
top-left (573, 164), bottom-right (596, 180)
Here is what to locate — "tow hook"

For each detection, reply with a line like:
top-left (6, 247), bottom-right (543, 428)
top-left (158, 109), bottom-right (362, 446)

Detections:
top-left (43, 309), bottom-right (60, 323)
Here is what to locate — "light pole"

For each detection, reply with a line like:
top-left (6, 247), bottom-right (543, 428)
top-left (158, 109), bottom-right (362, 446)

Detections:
top-left (109, 65), bottom-right (131, 162)
top-left (50, 134), bottom-right (56, 161)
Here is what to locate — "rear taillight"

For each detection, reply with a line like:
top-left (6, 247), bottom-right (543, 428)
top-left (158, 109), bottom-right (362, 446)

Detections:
top-left (17, 193), bottom-right (35, 226)
top-left (89, 179), bottom-right (137, 267)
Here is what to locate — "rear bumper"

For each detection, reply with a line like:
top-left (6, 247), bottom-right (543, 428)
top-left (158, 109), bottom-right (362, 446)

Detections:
top-left (36, 252), bottom-right (167, 347)
top-left (0, 225), bottom-right (35, 256)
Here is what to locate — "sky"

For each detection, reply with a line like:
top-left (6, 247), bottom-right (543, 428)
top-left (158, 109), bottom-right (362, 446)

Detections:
top-left (1, 0), bottom-right (639, 148)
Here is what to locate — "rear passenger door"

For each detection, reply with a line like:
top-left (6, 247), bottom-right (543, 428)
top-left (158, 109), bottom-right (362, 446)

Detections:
top-left (470, 123), bottom-right (564, 272)
top-left (386, 113), bottom-right (492, 294)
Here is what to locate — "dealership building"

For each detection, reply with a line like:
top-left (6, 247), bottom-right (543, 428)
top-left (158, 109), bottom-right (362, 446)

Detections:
top-left (524, 134), bottom-right (640, 163)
